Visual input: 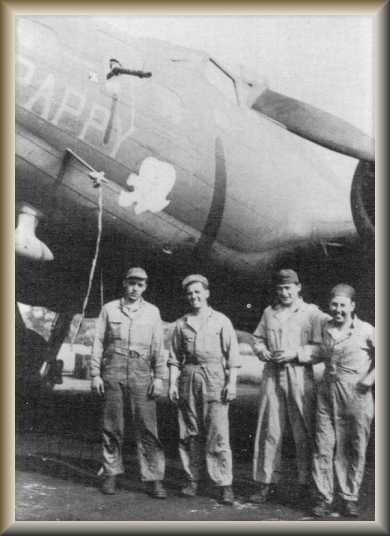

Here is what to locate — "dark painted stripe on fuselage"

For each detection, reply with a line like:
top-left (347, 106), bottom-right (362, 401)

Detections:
top-left (193, 136), bottom-right (227, 261)
top-left (103, 96), bottom-right (118, 145)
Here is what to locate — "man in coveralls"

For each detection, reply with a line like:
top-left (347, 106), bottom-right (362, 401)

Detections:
top-left (250, 268), bottom-right (328, 504)
top-left (168, 274), bottom-right (241, 505)
top-left (312, 284), bottom-right (375, 518)
top-left (90, 267), bottom-right (167, 498)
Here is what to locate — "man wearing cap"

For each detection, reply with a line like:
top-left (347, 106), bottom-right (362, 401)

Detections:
top-left (90, 267), bottom-right (167, 498)
top-left (250, 268), bottom-right (328, 505)
top-left (311, 284), bottom-right (375, 518)
top-left (168, 274), bottom-right (241, 505)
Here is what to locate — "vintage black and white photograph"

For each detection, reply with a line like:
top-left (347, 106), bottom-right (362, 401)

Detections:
top-left (14, 13), bottom-right (376, 523)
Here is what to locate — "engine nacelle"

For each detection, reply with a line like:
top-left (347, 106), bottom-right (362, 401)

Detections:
top-left (350, 160), bottom-right (375, 243)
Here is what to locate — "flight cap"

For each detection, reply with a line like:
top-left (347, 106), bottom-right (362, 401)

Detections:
top-left (124, 267), bottom-right (148, 280)
top-left (274, 268), bottom-right (300, 285)
top-left (330, 283), bottom-right (356, 301)
top-left (182, 274), bottom-right (209, 290)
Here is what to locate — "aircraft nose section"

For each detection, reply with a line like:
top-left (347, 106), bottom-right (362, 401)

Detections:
top-left (15, 204), bottom-right (54, 262)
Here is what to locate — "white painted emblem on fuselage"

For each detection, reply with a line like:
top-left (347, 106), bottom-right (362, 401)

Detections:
top-left (118, 157), bottom-right (176, 215)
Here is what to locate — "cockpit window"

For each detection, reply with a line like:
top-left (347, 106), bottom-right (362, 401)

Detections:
top-left (204, 59), bottom-right (238, 104)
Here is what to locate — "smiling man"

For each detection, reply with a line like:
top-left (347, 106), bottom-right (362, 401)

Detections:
top-left (90, 267), bottom-right (167, 499)
top-left (250, 268), bottom-right (329, 506)
top-left (168, 274), bottom-right (241, 505)
top-left (312, 284), bottom-right (375, 518)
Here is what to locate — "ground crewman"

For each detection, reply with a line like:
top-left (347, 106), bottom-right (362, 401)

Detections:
top-left (168, 274), bottom-right (241, 505)
top-left (312, 284), bottom-right (375, 518)
top-left (90, 267), bottom-right (167, 499)
top-left (250, 268), bottom-right (328, 505)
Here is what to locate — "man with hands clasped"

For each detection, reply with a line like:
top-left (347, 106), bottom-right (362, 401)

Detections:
top-left (250, 268), bottom-right (329, 505)
top-left (90, 267), bottom-right (167, 499)
top-left (168, 274), bottom-right (241, 505)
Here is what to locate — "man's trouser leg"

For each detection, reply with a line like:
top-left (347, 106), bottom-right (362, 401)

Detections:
top-left (178, 372), bottom-right (205, 484)
top-left (130, 381), bottom-right (166, 482)
top-left (205, 401), bottom-right (233, 486)
top-left (312, 385), bottom-right (335, 504)
top-left (287, 379), bottom-right (315, 485)
top-left (253, 373), bottom-right (286, 483)
top-left (334, 384), bottom-right (374, 502)
top-left (102, 379), bottom-right (125, 476)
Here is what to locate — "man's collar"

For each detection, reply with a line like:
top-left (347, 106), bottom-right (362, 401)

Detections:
top-left (272, 298), bottom-right (304, 314)
top-left (326, 316), bottom-right (358, 336)
top-left (184, 306), bottom-right (213, 324)
top-left (120, 297), bottom-right (144, 312)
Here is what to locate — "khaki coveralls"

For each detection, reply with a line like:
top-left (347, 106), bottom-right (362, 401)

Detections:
top-left (312, 317), bottom-right (375, 504)
top-left (253, 300), bottom-right (327, 485)
top-left (90, 298), bottom-right (166, 481)
top-left (168, 308), bottom-right (241, 487)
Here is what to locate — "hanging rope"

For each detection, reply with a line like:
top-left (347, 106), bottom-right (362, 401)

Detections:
top-left (71, 171), bottom-right (105, 347)
top-left (100, 268), bottom-right (104, 310)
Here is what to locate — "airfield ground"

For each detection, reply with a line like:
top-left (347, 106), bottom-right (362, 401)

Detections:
top-left (14, 378), bottom-right (375, 523)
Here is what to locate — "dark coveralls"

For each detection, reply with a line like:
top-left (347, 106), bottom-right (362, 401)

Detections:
top-left (168, 307), bottom-right (241, 487)
top-left (312, 317), bottom-right (375, 504)
top-left (90, 298), bottom-right (166, 481)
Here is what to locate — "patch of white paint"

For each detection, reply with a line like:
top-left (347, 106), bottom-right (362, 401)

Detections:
top-left (118, 157), bottom-right (176, 214)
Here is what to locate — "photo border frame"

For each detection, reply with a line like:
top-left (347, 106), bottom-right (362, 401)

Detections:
top-left (1, 0), bottom-right (388, 533)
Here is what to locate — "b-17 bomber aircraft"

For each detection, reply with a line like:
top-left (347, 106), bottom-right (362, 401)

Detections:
top-left (15, 16), bottom-right (375, 391)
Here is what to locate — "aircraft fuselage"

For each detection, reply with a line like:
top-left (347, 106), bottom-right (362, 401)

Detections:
top-left (16, 16), bottom-right (357, 281)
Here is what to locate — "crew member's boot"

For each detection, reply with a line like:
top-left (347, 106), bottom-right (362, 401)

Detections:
top-left (148, 480), bottom-right (167, 499)
top-left (220, 485), bottom-right (235, 505)
top-left (101, 475), bottom-right (117, 495)
top-left (181, 481), bottom-right (198, 497)
top-left (249, 483), bottom-right (271, 503)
